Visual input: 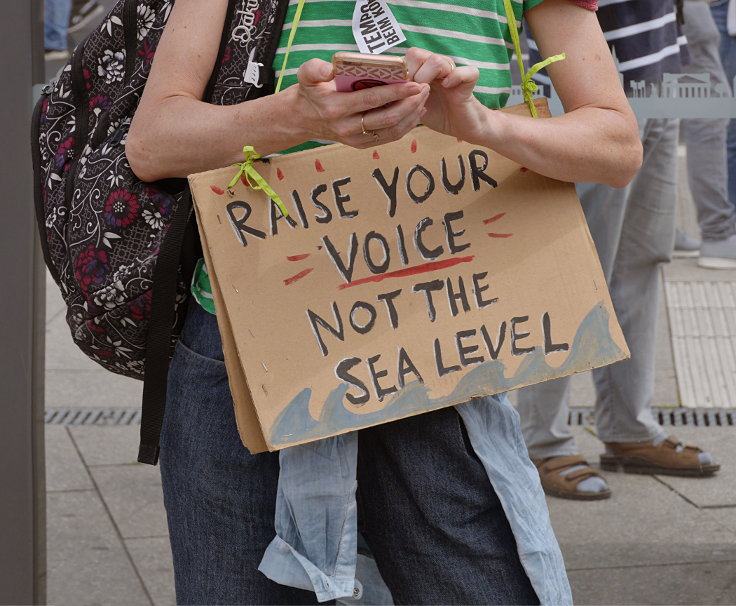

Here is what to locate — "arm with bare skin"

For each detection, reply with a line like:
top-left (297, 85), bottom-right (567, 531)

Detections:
top-left (128, 0), bottom-right (640, 188)
top-left (403, 0), bottom-right (642, 188)
top-left (126, 0), bottom-right (429, 182)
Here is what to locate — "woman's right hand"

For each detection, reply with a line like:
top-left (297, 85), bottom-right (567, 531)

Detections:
top-left (292, 58), bottom-right (430, 149)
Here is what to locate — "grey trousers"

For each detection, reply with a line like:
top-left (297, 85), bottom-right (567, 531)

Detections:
top-left (517, 118), bottom-right (678, 459)
top-left (682, 0), bottom-right (736, 241)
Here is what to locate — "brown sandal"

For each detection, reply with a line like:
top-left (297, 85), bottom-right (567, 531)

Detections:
top-left (600, 435), bottom-right (720, 477)
top-left (533, 455), bottom-right (611, 501)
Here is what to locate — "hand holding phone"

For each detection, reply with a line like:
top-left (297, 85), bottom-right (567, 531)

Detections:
top-left (332, 52), bottom-right (408, 92)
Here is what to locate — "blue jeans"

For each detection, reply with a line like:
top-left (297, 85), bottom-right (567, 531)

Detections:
top-left (44, 0), bottom-right (72, 50)
top-left (711, 0), bottom-right (736, 208)
top-left (160, 301), bottom-right (539, 605)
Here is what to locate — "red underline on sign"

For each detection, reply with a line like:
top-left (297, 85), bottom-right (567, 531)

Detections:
top-left (284, 267), bottom-right (314, 285)
top-left (487, 233), bottom-right (513, 238)
top-left (483, 212), bottom-right (506, 224)
top-left (338, 256), bottom-right (475, 290)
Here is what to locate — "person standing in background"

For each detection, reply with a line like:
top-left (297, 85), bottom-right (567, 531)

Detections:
top-left (679, 0), bottom-right (736, 269)
top-left (711, 0), bottom-right (736, 208)
top-left (518, 0), bottom-right (720, 501)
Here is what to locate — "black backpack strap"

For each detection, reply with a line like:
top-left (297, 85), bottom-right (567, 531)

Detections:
top-left (137, 188), bottom-right (193, 465)
top-left (136, 0), bottom-right (292, 464)
top-left (136, 0), bottom-right (243, 466)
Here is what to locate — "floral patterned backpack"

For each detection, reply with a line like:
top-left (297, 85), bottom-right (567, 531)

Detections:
top-left (31, 0), bottom-right (289, 464)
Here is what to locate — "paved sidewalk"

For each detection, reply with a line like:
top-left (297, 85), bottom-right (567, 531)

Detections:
top-left (44, 154), bottom-right (736, 606)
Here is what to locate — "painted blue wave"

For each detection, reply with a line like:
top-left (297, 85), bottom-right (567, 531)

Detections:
top-left (269, 302), bottom-right (626, 446)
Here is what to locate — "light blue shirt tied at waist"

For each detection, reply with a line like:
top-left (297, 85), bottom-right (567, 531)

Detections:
top-left (258, 393), bottom-right (572, 605)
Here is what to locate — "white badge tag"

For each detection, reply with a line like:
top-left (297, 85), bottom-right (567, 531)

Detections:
top-left (352, 0), bottom-right (406, 54)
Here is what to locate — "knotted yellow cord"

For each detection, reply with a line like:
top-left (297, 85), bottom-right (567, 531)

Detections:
top-left (228, 146), bottom-right (289, 218)
top-left (502, 0), bottom-right (565, 118)
top-left (226, 0), bottom-right (307, 217)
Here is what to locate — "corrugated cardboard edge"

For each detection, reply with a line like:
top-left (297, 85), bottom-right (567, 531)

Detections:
top-left (190, 182), bottom-right (270, 453)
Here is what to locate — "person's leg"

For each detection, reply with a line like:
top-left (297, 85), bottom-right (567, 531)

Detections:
top-left (516, 180), bottom-right (627, 459)
top-left (515, 180), bottom-right (627, 498)
top-left (592, 118), bottom-right (677, 444)
top-left (592, 119), bottom-right (720, 475)
top-left (357, 406), bottom-right (539, 606)
top-left (44, 0), bottom-right (72, 51)
top-left (680, 1), bottom-right (736, 246)
top-left (159, 302), bottom-right (322, 606)
top-left (516, 376), bottom-right (577, 459)
top-left (711, 0), bottom-right (736, 208)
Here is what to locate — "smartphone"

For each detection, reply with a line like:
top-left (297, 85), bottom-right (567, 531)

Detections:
top-left (332, 52), bottom-right (408, 92)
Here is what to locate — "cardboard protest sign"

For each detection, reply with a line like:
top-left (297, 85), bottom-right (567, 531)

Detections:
top-left (189, 101), bottom-right (629, 454)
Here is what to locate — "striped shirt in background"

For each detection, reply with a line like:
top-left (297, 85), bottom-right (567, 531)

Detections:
top-left (528, 0), bottom-right (688, 94)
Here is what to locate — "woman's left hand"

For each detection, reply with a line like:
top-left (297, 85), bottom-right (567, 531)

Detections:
top-left (404, 47), bottom-right (487, 143)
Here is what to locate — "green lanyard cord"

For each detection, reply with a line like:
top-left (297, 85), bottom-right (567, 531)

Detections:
top-left (502, 0), bottom-right (565, 118)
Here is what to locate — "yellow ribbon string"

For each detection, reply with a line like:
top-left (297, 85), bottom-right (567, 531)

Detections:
top-left (274, 0), bottom-right (306, 95)
top-left (521, 52), bottom-right (566, 116)
top-left (228, 146), bottom-right (289, 218)
top-left (226, 0), bottom-right (306, 214)
top-left (502, 0), bottom-right (566, 118)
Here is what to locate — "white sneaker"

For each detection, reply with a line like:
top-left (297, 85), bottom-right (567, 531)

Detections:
top-left (698, 233), bottom-right (736, 269)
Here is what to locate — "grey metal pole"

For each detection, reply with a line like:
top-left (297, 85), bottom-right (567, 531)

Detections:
top-left (0, 0), bottom-right (47, 603)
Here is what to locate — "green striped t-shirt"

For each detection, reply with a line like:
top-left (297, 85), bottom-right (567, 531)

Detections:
top-left (192, 0), bottom-right (545, 313)
top-left (275, 0), bottom-right (544, 154)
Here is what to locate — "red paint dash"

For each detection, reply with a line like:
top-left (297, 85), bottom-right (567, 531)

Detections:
top-left (372, 150), bottom-right (380, 160)
top-left (287, 253), bottom-right (310, 261)
top-left (339, 256), bottom-right (474, 290)
top-left (410, 139), bottom-right (417, 153)
top-left (284, 267), bottom-right (314, 286)
top-left (487, 233), bottom-right (513, 238)
top-left (483, 212), bottom-right (506, 224)
top-left (315, 159), bottom-right (325, 172)
top-left (241, 175), bottom-right (250, 187)
top-left (210, 185), bottom-right (225, 195)
top-left (277, 168), bottom-right (285, 181)
top-left (520, 167), bottom-right (528, 172)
